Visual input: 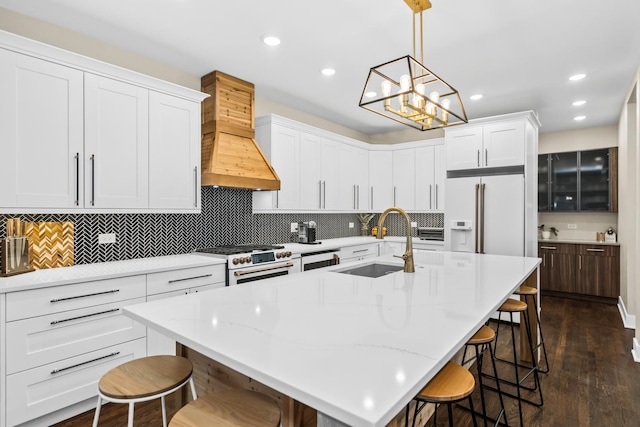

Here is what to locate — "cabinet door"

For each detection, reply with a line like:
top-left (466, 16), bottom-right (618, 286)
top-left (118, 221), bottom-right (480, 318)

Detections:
top-left (0, 50), bottom-right (83, 208)
top-left (434, 144), bottom-right (446, 211)
top-left (576, 246), bottom-right (619, 298)
top-left (85, 74), bottom-right (149, 209)
top-left (550, 152), bottom-right (578, 211)
top-left (415, 146), bottom-right (435, 211)
top-left (321, 139), bottom-right (341, 210)
top-left (445, 126), bottom-right (483, 171)
top-left (368, 151), bottom-right (393, 211)
top-left (149, 91), bottom-right (200, 209)
top-left (298, 132), bottom-right (322, 209)
top-left (353, 146), bottom-right (369, 211)
top-left (483, 120), bottom-right (525, 168)
top-left (392, 149), bottom-right (415, 210)
top-left (548, 253), bottom-right (576, 293)
top-left (270, 126), bottom-right (300, 209)
top-left (538, 154), bottom-right (550, 212)
top-left (340, 144), bottom-right (368, 211)
top-left (579, 148), bottom-right (610, 211)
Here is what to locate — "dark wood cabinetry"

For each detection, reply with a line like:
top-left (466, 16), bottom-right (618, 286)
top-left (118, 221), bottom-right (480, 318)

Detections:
top-left (538, 242), bottom-right (619, 303)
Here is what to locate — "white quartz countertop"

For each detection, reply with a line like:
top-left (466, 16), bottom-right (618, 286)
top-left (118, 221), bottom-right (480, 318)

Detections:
top-left (0, 254), bottom-right (225, 293)
top-left (538, 238), bottom-right (620, 246)
top-left (283, 236), bottom-right (444, 255)
top-left (124, 251), bottom-right (540, 427)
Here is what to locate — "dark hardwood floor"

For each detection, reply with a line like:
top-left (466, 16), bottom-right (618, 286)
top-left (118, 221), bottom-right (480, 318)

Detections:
top-left (55, 295), bottom-right (640, 427)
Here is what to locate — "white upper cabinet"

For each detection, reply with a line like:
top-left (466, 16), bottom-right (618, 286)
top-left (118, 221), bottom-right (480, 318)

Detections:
top-left (0, 31), bottom-right (207, 213)
top-left (148, 92), bottom-right (201, 210)
top-left (299, 132), bottom-right (322, 209)
top-left (0, 49), bottom-right (84, 209)
top-left (392, 149), bottom-right (416, 210)
top-left (445, 120), bottom-right (525, 171)
top-left (84, 74), bottom-right (149, 209)
top-left (414, 145), bottom-right (446, 211)
top-left (368, 151), bottom-right (393, 211)
top-left (434, 144), bottom-right (446, 210)
top-left (339, 143), bottom-right (368, 211)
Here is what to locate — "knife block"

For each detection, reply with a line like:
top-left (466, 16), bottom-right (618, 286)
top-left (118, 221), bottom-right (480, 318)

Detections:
top-left (1, 237), bottom-right (35, 277)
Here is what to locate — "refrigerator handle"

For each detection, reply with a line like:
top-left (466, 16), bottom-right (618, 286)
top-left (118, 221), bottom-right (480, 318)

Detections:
top-left (474, 183), bottom-right (480, 253)
top-left (480, 183), bottom-right (486, 254)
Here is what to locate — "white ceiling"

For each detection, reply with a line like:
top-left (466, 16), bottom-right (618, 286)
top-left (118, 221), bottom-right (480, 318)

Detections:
top-left (2, 0), bottom-right (639, 135)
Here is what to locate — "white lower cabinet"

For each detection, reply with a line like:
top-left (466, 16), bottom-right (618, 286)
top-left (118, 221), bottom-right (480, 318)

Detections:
top-left (146, 265), bottom-right (226, 356)
top-left (340, 243), bottom-right (379, 263)
top-left (7, 338), bottom-right (146, 427)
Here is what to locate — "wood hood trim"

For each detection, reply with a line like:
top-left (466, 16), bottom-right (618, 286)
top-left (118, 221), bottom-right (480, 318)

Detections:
top-left (201, 71), bottom-right (281, 190)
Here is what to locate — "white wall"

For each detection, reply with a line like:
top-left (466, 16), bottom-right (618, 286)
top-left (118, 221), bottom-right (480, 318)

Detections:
top-left (539, 125), bottom-right (618, 154)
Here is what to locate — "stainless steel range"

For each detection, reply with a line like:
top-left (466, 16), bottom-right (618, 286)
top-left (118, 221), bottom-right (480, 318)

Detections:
top-left (194, 244), bottom-right (300, 285)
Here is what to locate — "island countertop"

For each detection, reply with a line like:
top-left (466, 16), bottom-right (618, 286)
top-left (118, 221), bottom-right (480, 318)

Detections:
top-left (124, 251), bottom-right (540, 427)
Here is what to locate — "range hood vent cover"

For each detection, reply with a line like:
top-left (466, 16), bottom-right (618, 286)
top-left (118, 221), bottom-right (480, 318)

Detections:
top-left (201, 71), bottom-right (280, 190)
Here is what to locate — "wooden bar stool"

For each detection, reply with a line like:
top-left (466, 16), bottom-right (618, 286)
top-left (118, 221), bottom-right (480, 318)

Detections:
top-left (514, 285), bottom-right (550, 373)
top-left (92, 355), bottom-right (197, 427)
top-left (462, 325), bottom-right (508, 427)
top-left (489, 298), bottom-right (543, 427)
top-left (407, 361), bottom-right (478, 427)
top-left (169, 389), bottom-right (281, 427)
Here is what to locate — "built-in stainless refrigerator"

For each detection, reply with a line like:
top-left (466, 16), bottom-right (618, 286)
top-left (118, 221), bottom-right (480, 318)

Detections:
top-left (444, 171), bottom-right (525, 256)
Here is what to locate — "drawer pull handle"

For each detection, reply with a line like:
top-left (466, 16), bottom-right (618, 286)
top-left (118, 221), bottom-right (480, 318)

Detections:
top-left (50, 308), bottom-right (120, 325)
top-left (168, 274), bottom-right (213, 284)
top-left (50, 289), bottom-right (120, 303)
top-left (51, 351), bottom-right (120, 375)
top-left (586, 248), bottom-right (605, 252)
top-left (352, 249), bottom-right (369, 254)
top-left (540, 246), bottom-right (557, 250)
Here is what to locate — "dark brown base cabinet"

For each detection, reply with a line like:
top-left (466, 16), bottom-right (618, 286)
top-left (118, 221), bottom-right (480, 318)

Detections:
top-left (539, 242), bottom-right (620, 303)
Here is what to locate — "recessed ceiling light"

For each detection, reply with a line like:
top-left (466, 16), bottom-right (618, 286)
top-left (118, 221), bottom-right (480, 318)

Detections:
top-left (262, 36), bottom-right (281, 46)
top-left (572, 100), bottom-right (587, 106)
top-left (365, 91), bottom-right (377, 98)
top-left (569, 73), bottom-right (586, 81)
top-left (321, 68), bottom-right (336, 76)
top-left (470, 94), bottom-right (483, 101)
top-left (574, 115), bottom-right (586, 121)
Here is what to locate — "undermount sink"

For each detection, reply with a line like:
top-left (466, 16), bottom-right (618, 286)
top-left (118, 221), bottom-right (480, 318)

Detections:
top-left (335, 263), bottom-right (404, 278)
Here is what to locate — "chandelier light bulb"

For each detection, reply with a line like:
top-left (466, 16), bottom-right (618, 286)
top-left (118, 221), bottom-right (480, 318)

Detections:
top-left (441, 98), bottom-right (451, 123)
top-left (381, 80), bottom-right (392, 109)
top-left (414, 83), bottom-right (426, 109)
top-left (399, 75), bottom-right (411, 91)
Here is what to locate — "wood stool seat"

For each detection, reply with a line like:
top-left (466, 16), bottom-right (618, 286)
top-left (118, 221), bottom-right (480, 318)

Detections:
top-left (467, 325), bottom-right (495, 345)
top-left (408, 362), bottom-right (477, 427)
top-left (498, 298), bottom-right (527, 312)
top-left (514, 285), bottom-right (537, 296)
top-left (93, 356), bottom-right (197, 427)
top-left (169, 390), bottom-right (281, 427)
top-left (99, 355), bottom-right (193, 399)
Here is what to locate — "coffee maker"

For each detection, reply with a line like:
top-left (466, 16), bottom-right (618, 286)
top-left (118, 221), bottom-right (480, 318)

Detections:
top-left (298, 221), bottom-right (317, 244)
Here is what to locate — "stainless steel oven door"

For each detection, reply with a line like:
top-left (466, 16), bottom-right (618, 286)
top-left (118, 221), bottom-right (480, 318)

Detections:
top-left (229, 258), bottom-right (301, 286)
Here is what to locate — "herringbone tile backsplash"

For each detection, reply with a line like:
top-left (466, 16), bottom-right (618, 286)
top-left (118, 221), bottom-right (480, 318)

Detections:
top-left (0, 187), bottom-right (443, 269)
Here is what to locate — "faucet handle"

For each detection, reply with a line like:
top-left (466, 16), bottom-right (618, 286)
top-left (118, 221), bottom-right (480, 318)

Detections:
top-left (394, 253), bottom-right (408, 260)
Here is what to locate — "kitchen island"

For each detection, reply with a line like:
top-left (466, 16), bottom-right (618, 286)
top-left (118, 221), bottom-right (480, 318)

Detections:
top-left (124, 250), bottom-right (540, 427)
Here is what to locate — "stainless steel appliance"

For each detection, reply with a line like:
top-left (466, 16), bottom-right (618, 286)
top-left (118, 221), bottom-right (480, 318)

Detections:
top-left (301, 249), bottom-right (340, 271)
top-left (297, 221), bottom-right (317, 244)
top-left (194, 244), bottom-right (300, 286)
top-left (417, 227), bottom-right (444, 241)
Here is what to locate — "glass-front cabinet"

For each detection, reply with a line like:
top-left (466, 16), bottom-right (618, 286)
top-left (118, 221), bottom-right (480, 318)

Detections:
top-left (539, 148), bottom-right (616, 212)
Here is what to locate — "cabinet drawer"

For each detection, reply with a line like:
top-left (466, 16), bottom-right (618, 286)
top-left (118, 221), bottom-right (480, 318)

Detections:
top-left (6, 297), bottom-right (146, 374)
top-left (147, 264), bottom-right (225, 295)
top-left (6, 275), bottom-right (146, 321)
top-left (340, 244), bottom-right (379, 261)
top-left (538, 243), bottom-right (576, 254)
top-left (577, 245), bottom-right (619, 257)
top-left (6, 338), bottom-right (146, 426)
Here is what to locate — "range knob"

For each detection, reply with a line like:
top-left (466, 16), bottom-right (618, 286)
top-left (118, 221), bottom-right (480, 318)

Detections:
top-left (276, 252), bottom-right (282, 259)
top-left (245, 257), bottom-right (252, 264)
top-left (232, 258), bottom-right (240, 265)
top-left (286, 251), bottom-right (292, 257)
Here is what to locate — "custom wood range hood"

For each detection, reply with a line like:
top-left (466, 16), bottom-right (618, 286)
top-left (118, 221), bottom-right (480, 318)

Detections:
top-left (201, 71), bottom-right (280, 190)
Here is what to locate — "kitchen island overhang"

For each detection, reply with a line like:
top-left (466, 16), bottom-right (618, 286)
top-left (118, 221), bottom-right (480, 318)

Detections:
top-left (123, 251), bottom-right (541, 427)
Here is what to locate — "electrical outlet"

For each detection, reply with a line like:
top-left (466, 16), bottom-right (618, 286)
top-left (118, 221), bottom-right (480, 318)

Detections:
top-left (98, 233), bottom-right (116, 244)
top-left (411, 221), bottom-right (417, 228)
top-left (290, 223), bottom-right (298, 233)
top-left (568, 224), bottom-right (577, 229)
top-left (349, 222), bottom-right (354, 228)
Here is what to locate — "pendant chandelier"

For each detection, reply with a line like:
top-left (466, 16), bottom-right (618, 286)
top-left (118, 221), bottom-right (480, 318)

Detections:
top-left (359, 0), bottom-right (468, 131)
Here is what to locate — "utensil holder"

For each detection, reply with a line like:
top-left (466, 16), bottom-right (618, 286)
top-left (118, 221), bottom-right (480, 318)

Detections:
top-left (1, 237), bottom-right (35, 277)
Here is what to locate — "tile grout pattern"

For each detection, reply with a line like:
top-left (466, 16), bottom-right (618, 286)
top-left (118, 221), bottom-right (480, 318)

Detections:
top-left (0, 187), bottom-right (443, 270)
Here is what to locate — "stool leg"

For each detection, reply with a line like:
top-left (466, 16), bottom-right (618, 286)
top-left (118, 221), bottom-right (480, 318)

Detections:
top-left (92, 395), bottom-right (102, 427)
top-left (508, 312), bottom-right (524, 427)
top-left (475, 344), bottom-right (488, 427)
top-left (128, 402), bottom-right (135, 427)
top-left (522, 308), bottom-right (544, 407)
top-left (487, 339), bottom-right (509, 427)
top-left (468, 395), bottom-right (478, 427)
top-left (189, 376), bottom-right (198, 400)
top-left (530, 294), bottom-right (550, 374)
top-left (447, 402), bottom-right (454, 427)
top-left (161, 395), bottom-right (168, 427)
